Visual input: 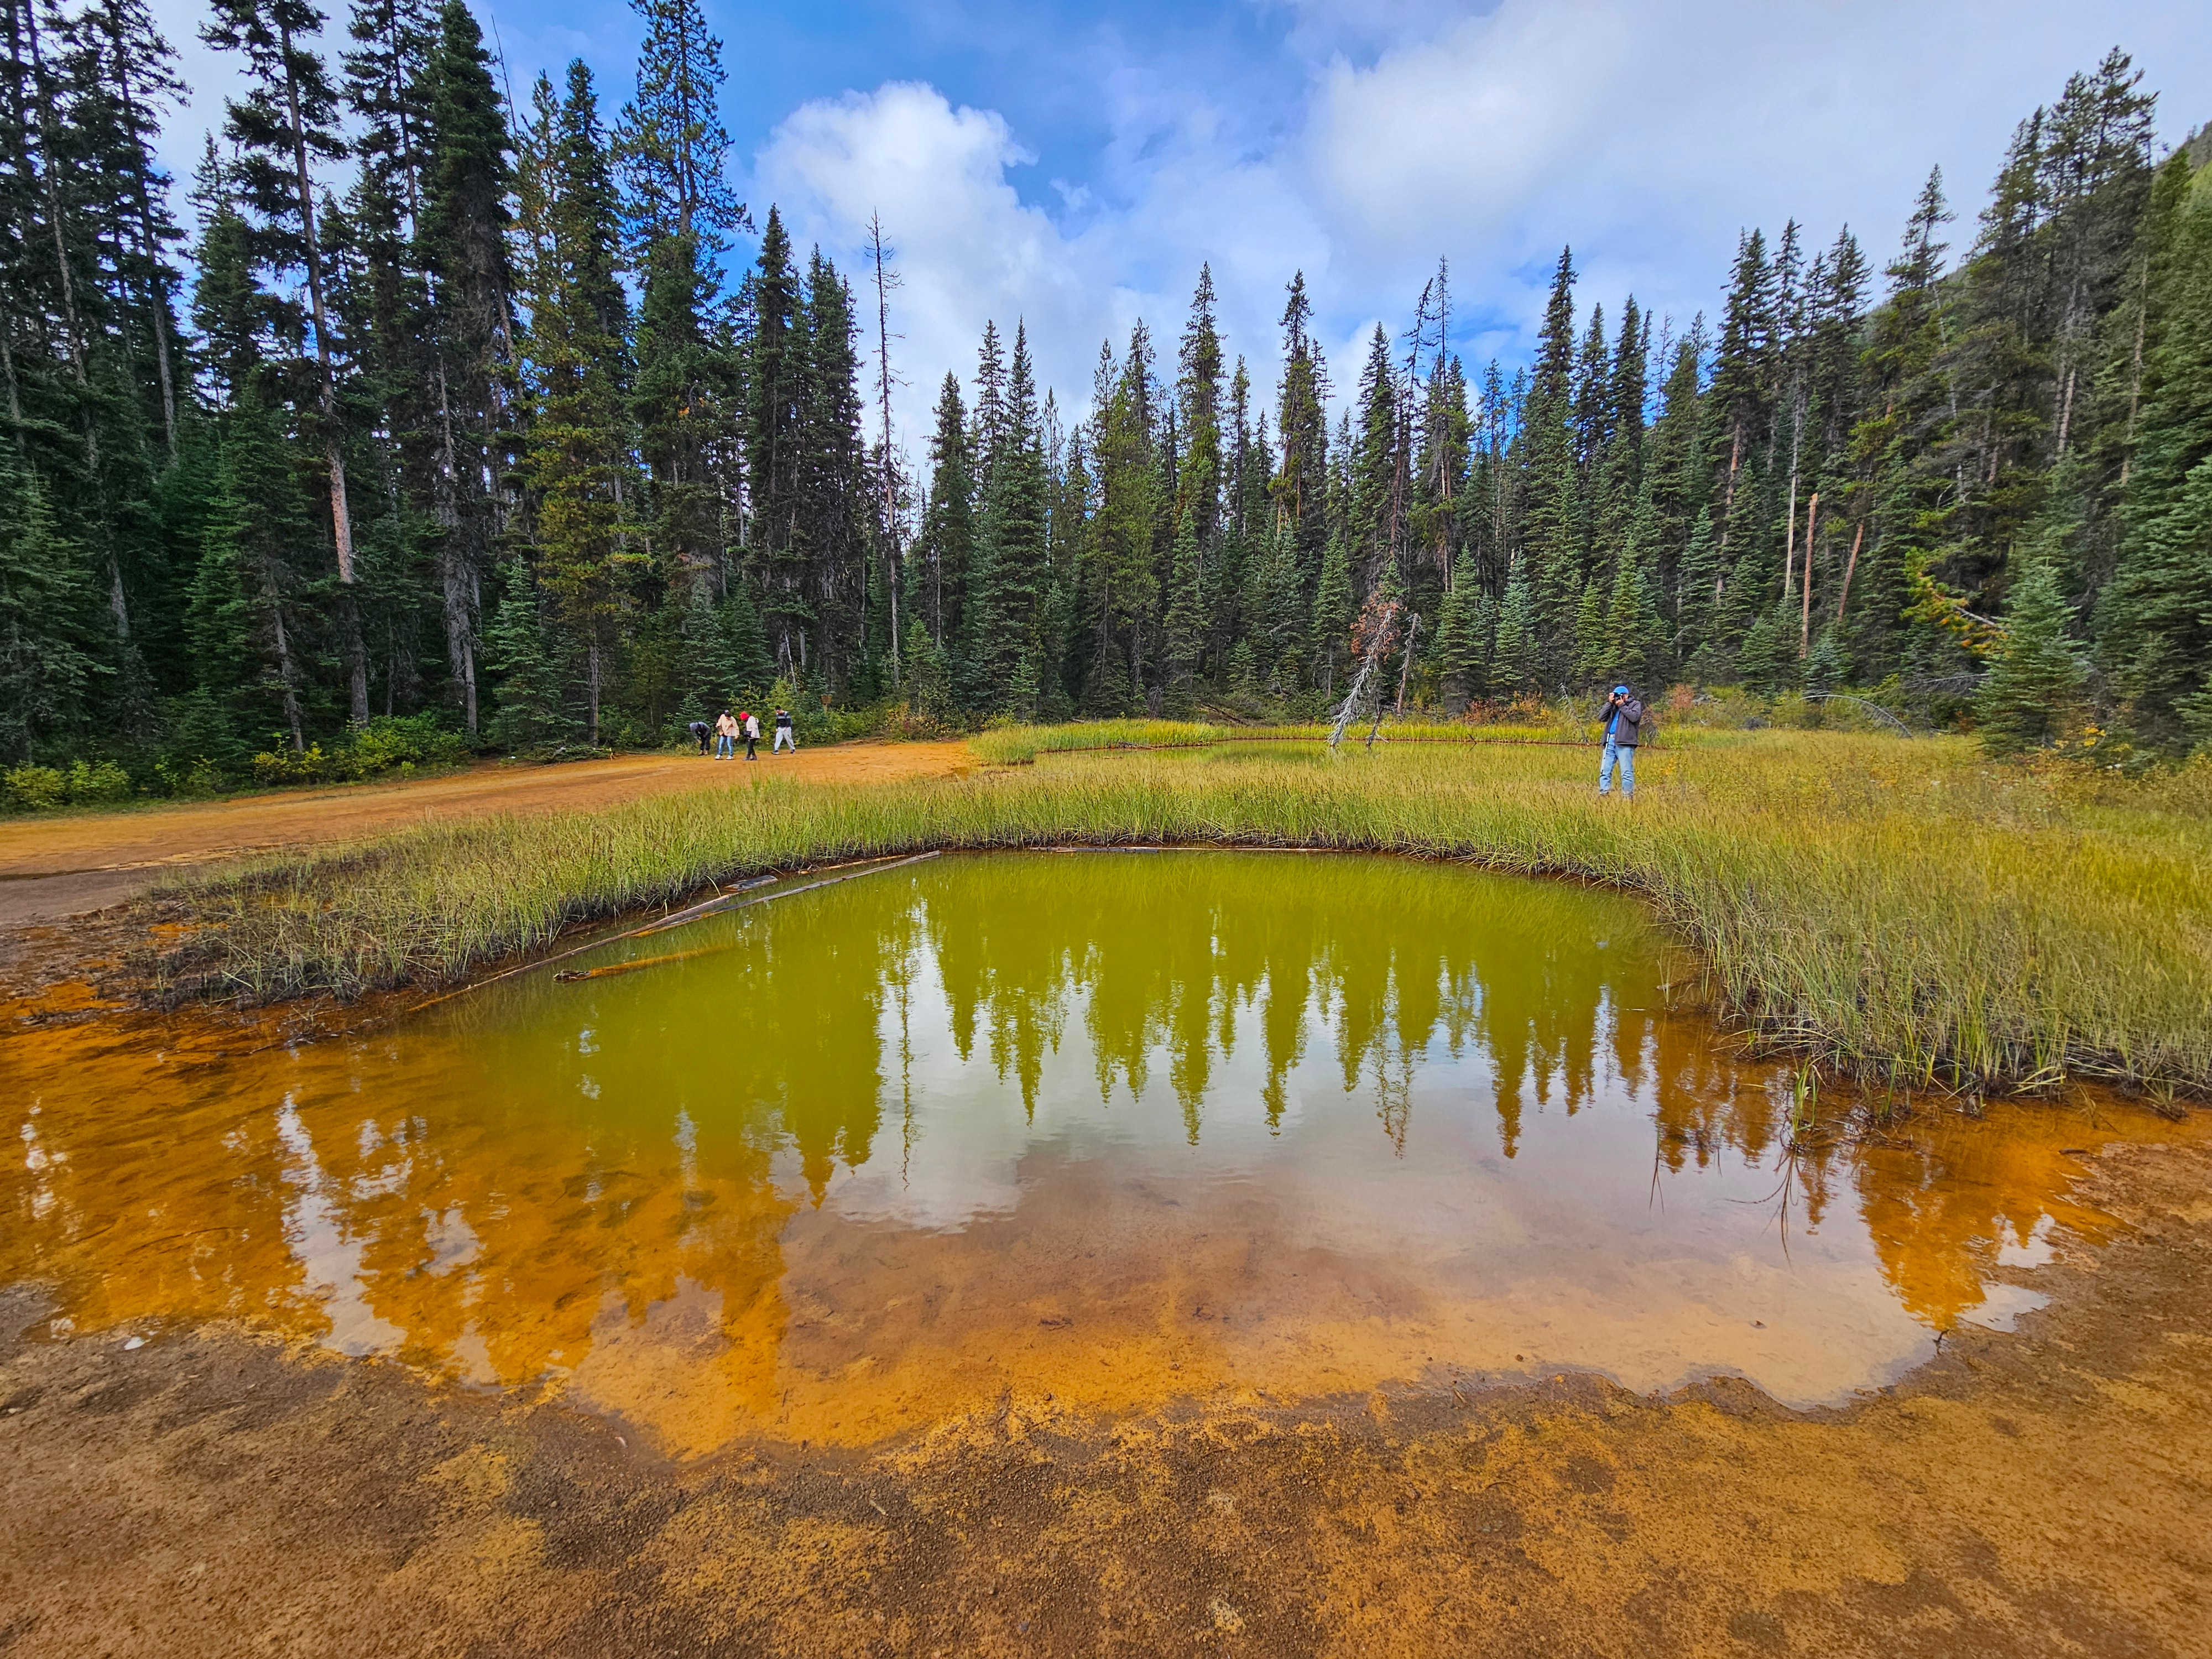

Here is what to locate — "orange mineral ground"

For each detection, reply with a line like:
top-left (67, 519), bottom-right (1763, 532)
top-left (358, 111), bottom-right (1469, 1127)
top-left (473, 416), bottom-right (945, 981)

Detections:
top-left (4, 833), bottom-right (2207, 1657)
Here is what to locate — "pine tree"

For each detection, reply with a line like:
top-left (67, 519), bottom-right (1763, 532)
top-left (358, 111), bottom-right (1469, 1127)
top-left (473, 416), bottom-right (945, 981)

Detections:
top-left (416, 0), bottom-right (517, 734)
top-left (1162, 513), bottom-right (1204, 713)
top-left (201, 0), bottom-right (367, 721)
top-left (961, 322), bottom-right (1047, 713)
top-left (2098, 150), bottom-right (2212, 750)
top-left (797, 248), bottom-right (865, 687)
top-left (613, 0), bottom-right (742, 247)
top-left (1978, 554), bottom-right (2086, 752)
top-left (519, 64), bottom-right (638, 744)
top-left (1430, 564), bottom-right (1486, 711)
top-left (1520, 247), bottom-right (1581, 667)
top-left (0, 445), bottom-right (97, 761)
top-left (1272, 272), bottom-right (1329, 598)
top-left (1490, 560), bottom-right (1539, 699)
top-left (915, 372), bottom-right (973, 648)
top-left (483, 552), bottom-right (572, 749)
top-left (1846, 169), bottom-right (1955, 679)
top-left (744, 207), bottom-right (806, 663)
top-left (1175, 264), bottom-right (1224, 556)
top-left (1312, 526), bottom-right (1352, 694)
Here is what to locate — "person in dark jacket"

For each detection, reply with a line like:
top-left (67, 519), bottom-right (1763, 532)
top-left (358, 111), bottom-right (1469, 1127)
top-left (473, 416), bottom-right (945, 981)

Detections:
top-left (687, 719), bottom-right (711, 755)
top-left (773, 708), bottom-right (795, 754)
top-left (1597, 684), bottom-right (1643, 798)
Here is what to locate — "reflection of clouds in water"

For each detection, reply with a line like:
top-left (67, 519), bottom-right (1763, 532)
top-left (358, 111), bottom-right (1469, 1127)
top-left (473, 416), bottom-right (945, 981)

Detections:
top-left (3, 854), bottom-right (2167, 1446)
top-left (275, 1095), bottom-right (406, 1358)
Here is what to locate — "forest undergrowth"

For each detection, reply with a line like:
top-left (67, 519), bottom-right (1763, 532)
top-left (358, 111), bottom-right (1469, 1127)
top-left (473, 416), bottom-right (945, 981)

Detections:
top-left (142, 730), bottom-right (2212, 1100)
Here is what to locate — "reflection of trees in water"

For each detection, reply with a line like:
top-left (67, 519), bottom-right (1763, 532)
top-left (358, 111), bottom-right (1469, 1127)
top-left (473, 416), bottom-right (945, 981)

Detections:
top-left (917, 855), bottom-right (1650, 1159)
top-left (4, 855), bottom-right (2142, 1393)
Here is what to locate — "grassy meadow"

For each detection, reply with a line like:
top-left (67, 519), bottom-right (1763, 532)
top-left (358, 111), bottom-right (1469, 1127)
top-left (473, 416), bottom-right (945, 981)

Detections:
top-left (147, 728), bottom-right (2212, 1100)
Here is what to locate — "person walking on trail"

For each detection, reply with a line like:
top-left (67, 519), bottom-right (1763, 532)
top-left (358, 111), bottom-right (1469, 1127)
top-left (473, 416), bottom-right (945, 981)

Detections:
top-left (773, 708), bottom-right (796, 754)
top-left (1597, 684), bottom-right (1644, 798)
top-left (742, 709), bottom-right (761, 761)
top-left (712, 710), bottom-right (738, 760)
top-left (688, 718), bottom-right (712, 756)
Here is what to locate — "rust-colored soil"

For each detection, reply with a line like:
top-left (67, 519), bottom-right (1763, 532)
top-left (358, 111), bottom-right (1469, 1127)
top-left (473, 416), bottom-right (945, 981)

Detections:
top-left (0, 742), bottom-right (974, 926)
top-left (3, 1138), bottom-right (2207, 1657)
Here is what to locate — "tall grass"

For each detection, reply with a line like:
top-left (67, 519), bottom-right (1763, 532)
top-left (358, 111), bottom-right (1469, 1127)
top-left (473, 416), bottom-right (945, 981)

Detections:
top-left (148, 733), bottom-right (2212, 1097)
top-left (970, 717), bottom-right (1746, 763)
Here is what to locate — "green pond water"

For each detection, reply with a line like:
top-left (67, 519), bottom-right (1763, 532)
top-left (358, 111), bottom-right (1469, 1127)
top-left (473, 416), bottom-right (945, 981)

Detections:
top-left (8, 851), bottom-right (2135, 1455)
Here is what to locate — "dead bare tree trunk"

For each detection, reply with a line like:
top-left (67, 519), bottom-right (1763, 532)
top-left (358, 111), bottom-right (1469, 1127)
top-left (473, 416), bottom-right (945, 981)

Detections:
top-left (869, 213), bottom-right (902, 688)
top-left (1833, 520), bottom-right (1865, 625)
top-left (1800, 492), bottom-right (1817, 658)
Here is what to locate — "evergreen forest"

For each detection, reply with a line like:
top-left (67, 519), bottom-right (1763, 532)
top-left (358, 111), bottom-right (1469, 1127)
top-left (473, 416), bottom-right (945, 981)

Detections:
top-left (2, 0), bottom-right (2209, 800)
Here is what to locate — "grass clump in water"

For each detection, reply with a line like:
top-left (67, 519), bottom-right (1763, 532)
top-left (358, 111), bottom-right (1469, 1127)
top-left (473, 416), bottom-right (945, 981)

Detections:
top-left (150, 732), bottom-right (2212, 1099)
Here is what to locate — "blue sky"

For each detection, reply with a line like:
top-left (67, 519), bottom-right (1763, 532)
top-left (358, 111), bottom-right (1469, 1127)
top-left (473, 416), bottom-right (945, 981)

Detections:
top-left (150, 0), bottom-right (2210, 445)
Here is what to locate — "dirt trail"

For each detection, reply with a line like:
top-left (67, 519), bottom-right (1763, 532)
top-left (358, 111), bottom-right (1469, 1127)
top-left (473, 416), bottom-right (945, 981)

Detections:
top-left (0, 742), bottom-right (974, 924)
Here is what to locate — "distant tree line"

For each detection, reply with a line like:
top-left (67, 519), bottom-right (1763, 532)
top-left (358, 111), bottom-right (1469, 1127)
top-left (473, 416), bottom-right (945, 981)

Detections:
top-left (1, 6), bottom-right (2206, 785)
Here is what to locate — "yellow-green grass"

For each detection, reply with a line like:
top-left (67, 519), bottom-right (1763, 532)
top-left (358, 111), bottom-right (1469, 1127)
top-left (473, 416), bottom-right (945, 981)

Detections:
top-left (149, 734), bottom-right (2212, 1098)
top-left (969, 717), bottom-right (1745, 764)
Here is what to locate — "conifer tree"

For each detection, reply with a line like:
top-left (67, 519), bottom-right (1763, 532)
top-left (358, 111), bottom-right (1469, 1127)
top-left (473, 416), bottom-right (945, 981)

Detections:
top-left (201, 0), bottom-right (367, 721)
top-left (1162, 514), bottom-right (1205, 712)
top-left (1272, 272), bottom-right (1329, 597)
top-left (1979, 554), bottom-right (2087, 752)
top-left (519, 64), bottom-right (637, 744)
top-left (1430, 564), bottom-right (1486, 711)
top-left (2097, 149), bottom-right (2212, 749)
top-left (1349, 324), bottom-right (1399, 589)
top-left (1520, 248), bottom-right (1581, 666)
top-left (1312, 527), bottom-right (1352, 694)
top-left (1490, 560), bottom-right (1539, 699)
top-left (745, 207), bottom-right (807, 662)
top-left (0, 445), bottom-right (96, 761)
top-left (416, 0), bottom-right (516, 733)
top-left (482, 552), bottom-right (572, 748)
top-left (915, 372), bottom-right (973, 648)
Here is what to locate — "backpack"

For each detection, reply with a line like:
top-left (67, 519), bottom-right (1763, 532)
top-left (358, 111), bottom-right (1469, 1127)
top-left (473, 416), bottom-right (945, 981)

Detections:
top-left (1619, 697), bottom-right (1644, 728)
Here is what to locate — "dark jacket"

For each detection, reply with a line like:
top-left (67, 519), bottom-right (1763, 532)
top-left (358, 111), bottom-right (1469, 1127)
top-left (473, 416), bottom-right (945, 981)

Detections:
top-left (1597, 696), bottom-right (1644, 747)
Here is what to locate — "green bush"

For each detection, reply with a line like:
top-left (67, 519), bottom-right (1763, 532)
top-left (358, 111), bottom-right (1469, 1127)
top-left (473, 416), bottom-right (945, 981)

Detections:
top-left (66, 759), bottom-right (133, 804)
top-left (2, 759), bottom-right (137, 811)
top-left (343, 713), bottom-right (468, 776)
top-left (154, 757), bottom-right (228, 799)
top-left (250, 715), bottom-right (470, 789)
top-left (3, 765), bottom-right (68, 811)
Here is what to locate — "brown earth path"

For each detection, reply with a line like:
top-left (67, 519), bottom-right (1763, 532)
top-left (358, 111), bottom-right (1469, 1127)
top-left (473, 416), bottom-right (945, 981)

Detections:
top-left (0, 742), bottom-right (975, 925)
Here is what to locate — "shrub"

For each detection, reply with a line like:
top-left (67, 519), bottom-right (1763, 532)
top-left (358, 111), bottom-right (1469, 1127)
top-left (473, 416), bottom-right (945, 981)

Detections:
top-left (3, 765), bottom-right (67, 811)
top-left (249, 715), bottom-right (471, 789)
top-left (1, 761), bottom-right (137, 811)
top-left (343, 714), bottom-right (468, 776)
top-left (65, 759), bottom-right (134, 804)
top-left (154, 757), bottom-right (227, 799)
top-left (252, 744), bottom-right (334, 787)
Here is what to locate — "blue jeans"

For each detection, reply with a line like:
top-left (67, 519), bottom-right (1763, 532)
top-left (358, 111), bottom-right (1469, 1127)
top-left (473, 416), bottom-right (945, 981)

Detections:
top-left (715, 733), bottom-right (734, 758)
top-left (1599, 739), bottom-right (1634, 796)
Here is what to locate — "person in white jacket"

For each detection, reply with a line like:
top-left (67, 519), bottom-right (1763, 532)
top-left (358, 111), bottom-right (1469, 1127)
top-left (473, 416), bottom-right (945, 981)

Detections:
top-left (742, 709), bottom-right (761, 760)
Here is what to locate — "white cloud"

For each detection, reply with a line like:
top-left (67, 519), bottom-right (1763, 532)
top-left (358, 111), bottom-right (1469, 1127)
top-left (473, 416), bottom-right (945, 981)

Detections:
top-left (141, 0), bottom-right (2212, 451)
top-left (1305, 0), bottom-right (2212, 347)
top-left (751, 77), bottom-right (1329, 444)
top-left (753, 82), bottom-right (1112, 445)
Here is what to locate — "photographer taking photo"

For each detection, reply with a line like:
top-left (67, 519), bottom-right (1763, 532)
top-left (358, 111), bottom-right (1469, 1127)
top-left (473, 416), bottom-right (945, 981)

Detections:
top-left (1597, 684), bottom-right (1644, 799)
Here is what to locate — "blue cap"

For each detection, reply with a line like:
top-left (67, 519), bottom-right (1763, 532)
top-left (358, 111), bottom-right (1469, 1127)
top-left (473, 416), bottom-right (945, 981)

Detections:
top-left (1613, 684), bottom-right (1630, 695)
